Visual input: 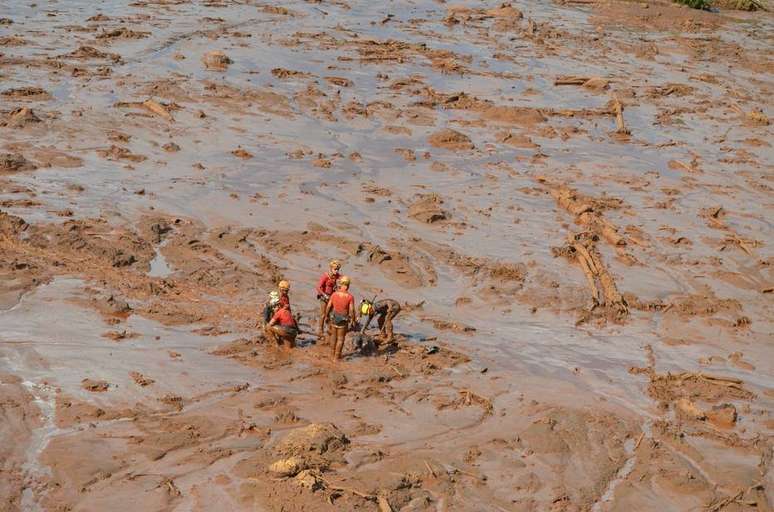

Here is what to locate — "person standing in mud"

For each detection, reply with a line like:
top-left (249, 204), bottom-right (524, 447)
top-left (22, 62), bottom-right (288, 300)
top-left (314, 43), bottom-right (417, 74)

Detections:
top-left (278, 279), bottom-right (291, 308)
top-left (359, 298), bottom-right (401, 344)
top-left (323, 276), bottom-right (355, 361)
top-left (315, 260), bottom-right (341, 338)
top-left (265, 303), bottom-right (298, 350)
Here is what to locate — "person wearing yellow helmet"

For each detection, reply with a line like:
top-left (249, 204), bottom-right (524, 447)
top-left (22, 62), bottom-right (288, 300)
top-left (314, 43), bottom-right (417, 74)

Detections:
top-left (278, 279), bottom-right (291, 308)
top-left (359, 298), bottom-right (401, 344)
top-left (323, 275), bottom-right (355, 361)
top-left (315, 260), bottom-right (341, 338)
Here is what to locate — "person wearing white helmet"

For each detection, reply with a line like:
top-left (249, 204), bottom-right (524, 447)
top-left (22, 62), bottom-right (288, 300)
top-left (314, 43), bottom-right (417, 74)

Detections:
top-left (262, 290), bottom-right (281, 324)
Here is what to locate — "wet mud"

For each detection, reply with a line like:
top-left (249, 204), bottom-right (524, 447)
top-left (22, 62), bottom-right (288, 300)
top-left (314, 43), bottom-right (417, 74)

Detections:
top-left (1, 0), bottom-right (772, 511)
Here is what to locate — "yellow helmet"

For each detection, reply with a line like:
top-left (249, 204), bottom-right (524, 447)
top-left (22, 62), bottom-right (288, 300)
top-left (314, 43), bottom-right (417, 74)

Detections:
top-left (278, 280), bottom-right (290, 290)
top-left (339, 275), bottom-right (351, 286)
top-left (329, 259), bottom-right (341, 271)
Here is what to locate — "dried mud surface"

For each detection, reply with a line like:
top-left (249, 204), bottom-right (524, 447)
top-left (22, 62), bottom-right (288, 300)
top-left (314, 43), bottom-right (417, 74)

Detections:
top-left (0, 0), bottom-right (772, 511)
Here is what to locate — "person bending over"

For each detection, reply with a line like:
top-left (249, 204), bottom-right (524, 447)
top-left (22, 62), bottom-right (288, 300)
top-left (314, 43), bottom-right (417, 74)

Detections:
top-left (359, 298), bottom-right (401, 343)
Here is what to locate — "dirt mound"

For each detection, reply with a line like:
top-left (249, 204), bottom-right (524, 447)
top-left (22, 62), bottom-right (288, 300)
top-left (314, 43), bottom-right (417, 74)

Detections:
top-left (96, 27), bottom-right (150, 40)
top-left (518, 408), bottom-right (634, 508)
top-left (643, 371), bottom-right (754, 404)
top-left (271, 68), bottom-right (309, 79)
top-left (202, 50), bottom-right (232, 71)
top-left (408, 193), bottom-right (449, 223)
top-left (1, 87), bottom-right (50, 100)
top-left (274, 423), bottom-right (349, 457)
top-left (66, 45), bottom-right (122, 62)
top-left (0, 153), bottom-right (36, 173)
top-left (0, 211), bottom-right (28, 237)
top-left (1, 107), bottom-right (42, 128)
top-left (428, 128), bottom-right (473, 151)
top-left (81, 378), bottom-right (109, 392)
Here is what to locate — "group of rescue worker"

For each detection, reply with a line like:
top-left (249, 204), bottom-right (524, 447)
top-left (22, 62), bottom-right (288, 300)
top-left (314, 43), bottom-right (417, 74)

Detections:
top-left (262, 260), bottom-right (401, 361)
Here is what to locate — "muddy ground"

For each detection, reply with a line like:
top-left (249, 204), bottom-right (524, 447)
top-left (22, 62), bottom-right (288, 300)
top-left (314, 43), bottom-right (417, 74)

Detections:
top-left (1, 0), bottom-right (772, 510)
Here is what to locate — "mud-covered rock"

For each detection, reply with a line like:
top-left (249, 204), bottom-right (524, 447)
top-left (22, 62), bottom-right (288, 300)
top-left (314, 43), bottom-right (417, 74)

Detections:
top-left (408, 194), bottom-right (449, 223)
top-left (0, 211), bottom-right (28, 237)
top-left (269, 456), bottom-right (308, 477)
top-left (275, 423), bottom-right (349, 457)
top-left (427, 128), bottom-right (473, 151)
top-left (202, 50), bottom-right (232, 71)
top-left (1, 107), bottom-right (41, 128)
top-left (706, 403), bottom-right (737, 429)
top-left (0, 153), bottom-right (36, 173)
top-left (81, 378), bottom-right (109, 392)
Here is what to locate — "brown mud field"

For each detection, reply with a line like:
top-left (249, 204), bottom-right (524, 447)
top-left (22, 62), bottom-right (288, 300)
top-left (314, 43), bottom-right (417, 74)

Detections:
top-left (1, 0), bottom-right (773, 510)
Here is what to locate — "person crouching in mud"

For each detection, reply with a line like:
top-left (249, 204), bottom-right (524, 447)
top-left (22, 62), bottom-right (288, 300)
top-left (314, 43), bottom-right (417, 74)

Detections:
top-left (265, 302), bottom-right (298, 350)
top-left (359, 298), bottom-right (401, 344)
top-left (316, 260), bottom-right (341, 339)
top-left (323, 276), bottom-right (355, 361)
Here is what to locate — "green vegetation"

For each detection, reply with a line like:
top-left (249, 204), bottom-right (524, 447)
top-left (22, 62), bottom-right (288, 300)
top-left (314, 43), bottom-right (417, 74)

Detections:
top-left (672, 0), bottom-right (768, 9)
top-left (672, 0), bottom-right (711, 9)
top-left (715, 0), bottom-right (768, 10)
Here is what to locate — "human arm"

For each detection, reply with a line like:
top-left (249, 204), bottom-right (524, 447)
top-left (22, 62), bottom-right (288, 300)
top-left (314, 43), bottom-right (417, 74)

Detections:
top-left (348, 297), bottom-right (356, 328)
top-left (268, 308), bottom-right (280, 327)
top-left (361, 312), bottom-right (373, 333)
top-left (316, 274), bottom-right (329, 297)
top-left (322, 298), bottom-right (333, 329)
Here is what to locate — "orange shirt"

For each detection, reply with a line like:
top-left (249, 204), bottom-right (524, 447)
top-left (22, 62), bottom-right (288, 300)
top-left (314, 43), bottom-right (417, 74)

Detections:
top-left (329, 291), bottom-right (354, 315)
top-left (271, 307), bottom-right (296, 328)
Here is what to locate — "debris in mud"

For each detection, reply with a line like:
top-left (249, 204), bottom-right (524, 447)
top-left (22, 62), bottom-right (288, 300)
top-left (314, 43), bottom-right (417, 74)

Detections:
top-left (554, 75), bottom-right (609, 91)
top-left (609, 96), bottom-right (631, 139)
top-left (96, 145), bottom-right (147, 162)
top-left (102, 330), bottom-right (138, 341)
top-left (408, 193), bottom-right (449, 223)
top-left (1, 87), bottom-right (51, 100)
top-left (325, 76), bottom-right (352, 87)
top-left (271, 68), bottom-right (309, 79)
top-left (269, 457), bottom-right (308, 477)
top-left (497, 131), bottom-right (539, 148)
top-left (275, 423), bottom-right (349, 457)
top-left (1, 107), bottom-right (42, 128)
top-left (312, 157), bottom-right (332, 168)
top-left (0, 153), bottom-right (36, 173)
top-left (158, 394), bottom-right (183, 410)
top-left (202, 50), bottom-right (232, 71)
top-left (142, 99), bottom-right (174, 121)
top-left (631, 368), bottom-right (755, 404)
top-left (66, 45), bottom-right (122, 63)
top-left (542, 178), bottom-right (629, 323)
top-left (96, 27), bottom-right (150, 40)
top-left (81, 378), bottom-right (110, 392)
top-left (162, 142), bottom-right (180, 152)
top-left (554, 235), bottom-right (629, 324)
top-left (427, 128), bottom-right (474, 151)
top-left (423, 317), bottom-right (476, 333)
top-left (745, 110), bottom-right (769, 126)
top-left (98, 294), bottom-right (132, 315)
top-left (0, 35), bottom-right (27, 47)
top-left (129, 371), bottom-right (155, 387)
top-left (232, 148), bottom-right (253, 159)
top-left (394, 148), bottom-right (416, 161)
